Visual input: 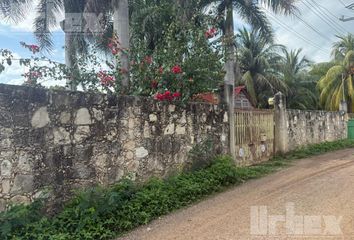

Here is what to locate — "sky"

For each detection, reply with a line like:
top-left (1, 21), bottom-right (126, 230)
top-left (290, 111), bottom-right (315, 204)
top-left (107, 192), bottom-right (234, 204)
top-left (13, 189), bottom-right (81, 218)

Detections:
top-left (0, 0), bottom-right (353, 86)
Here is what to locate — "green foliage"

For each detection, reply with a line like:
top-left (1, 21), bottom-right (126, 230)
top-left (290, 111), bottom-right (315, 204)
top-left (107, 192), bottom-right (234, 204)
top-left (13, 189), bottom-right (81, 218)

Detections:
top-left (279, 48), bottom-right (319, 110)
top-left (2, 140), bottom-right (354, 240)
top-left (187, 139), bottom-right (217, 171)
top-left (237, 27), bottom-right (287, 107)
top-left (318, 50), bottom-right (354, 111)
top-left (130, 19), bottom-right (224, 100)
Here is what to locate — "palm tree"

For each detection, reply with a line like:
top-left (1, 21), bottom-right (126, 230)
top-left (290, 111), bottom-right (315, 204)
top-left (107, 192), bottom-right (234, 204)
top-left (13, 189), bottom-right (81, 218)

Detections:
top-left (0, 0), bottom-right (31, 22)
top-left (201, 0), bottom-right (296, 159)
top-left (237, 27), bottom-right (286, 107)
top-left (280, 48), bottom-right (317, 109)
top-left (0, 0), bottom-right (130, 91)
top-left (113, 0), bottom-right (130, 93)
top-left (207, 0), bottom-right (297, 99)
top-left (332, 34), bottom-right (354, 61)
top-left (318, 50), bottom-right (354, 111)
top-left (130, 0), bottom-right (212, 52)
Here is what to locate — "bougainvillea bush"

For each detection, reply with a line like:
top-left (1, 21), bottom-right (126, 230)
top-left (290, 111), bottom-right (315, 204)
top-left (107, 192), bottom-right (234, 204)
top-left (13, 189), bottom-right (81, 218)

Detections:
top-left (0, 20), bottom-right (224, 102)
top-left (130, 20), bottom-right (225, 102)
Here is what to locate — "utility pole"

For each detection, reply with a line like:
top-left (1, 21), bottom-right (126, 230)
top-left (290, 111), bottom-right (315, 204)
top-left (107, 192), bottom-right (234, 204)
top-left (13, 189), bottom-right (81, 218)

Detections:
top-left (340, 1), bottom-right (354, 22)
top-left (340, 16), bottom-right (354, 21)
top-left (340, 73), bottom-right (348, 113)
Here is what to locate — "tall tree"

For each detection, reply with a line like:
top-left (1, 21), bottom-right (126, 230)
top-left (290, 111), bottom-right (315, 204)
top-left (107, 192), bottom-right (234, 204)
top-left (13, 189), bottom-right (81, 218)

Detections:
top-left (113, 0), bottom-right (130, 93)
top-left (332, 34), bottom-right (354, 61)
top-left (0, 0), bottom-right (31, 22)
top-left (280, 48), bottom-right (317, 109)
top-left (206, 0), bottom-right (297, 159)
top-left (237, 27), bottom-right (286, 107)
top-left (318, 50), bottom-right (354, 111)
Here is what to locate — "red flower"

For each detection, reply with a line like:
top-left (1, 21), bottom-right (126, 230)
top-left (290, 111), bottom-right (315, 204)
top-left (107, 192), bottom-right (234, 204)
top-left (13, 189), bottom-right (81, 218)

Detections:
top-left (205, 28), bottom-right (217, 39)
top-left (108, 37), bottom-right (120, 56)
top-left (154, 90), bottom-right (181, 101)
top-left (29, 45), bottom-right (40, 54)
top-left (98, 70), bottom-right (115, 87)
top-left (173, 92), bottom-right (181, 98)
top-left (154, 93), bottom-right (164, 101)
top-left (144, 56), bottom-right (153, 65)
top-left (171, 65), bottom-right (183, 74)
top-left (25, 70), bottom-right (42, 80)
top-left (20, 42), bottom-right (40, 54)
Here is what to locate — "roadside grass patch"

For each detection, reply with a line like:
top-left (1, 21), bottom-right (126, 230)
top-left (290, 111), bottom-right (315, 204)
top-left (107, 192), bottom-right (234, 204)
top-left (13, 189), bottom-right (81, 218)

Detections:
top-left (1, 139), bottom-right (354, 240)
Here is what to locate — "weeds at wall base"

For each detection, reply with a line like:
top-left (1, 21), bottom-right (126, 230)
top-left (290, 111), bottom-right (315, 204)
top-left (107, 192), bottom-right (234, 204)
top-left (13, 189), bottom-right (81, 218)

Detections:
top-left (1, 139), bottom-right (354, 240)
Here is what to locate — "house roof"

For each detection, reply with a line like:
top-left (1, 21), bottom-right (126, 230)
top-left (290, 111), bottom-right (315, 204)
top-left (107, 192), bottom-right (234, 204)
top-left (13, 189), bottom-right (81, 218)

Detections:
top-left (234, 86), bottom-right (255, 107)
top-left (235, 86), bottom-right (247, 95)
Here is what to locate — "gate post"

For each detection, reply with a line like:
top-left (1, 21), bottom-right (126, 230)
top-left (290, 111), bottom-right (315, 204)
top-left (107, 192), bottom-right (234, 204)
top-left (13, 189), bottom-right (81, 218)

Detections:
top-left (274, 92), bottom-right (289, 154)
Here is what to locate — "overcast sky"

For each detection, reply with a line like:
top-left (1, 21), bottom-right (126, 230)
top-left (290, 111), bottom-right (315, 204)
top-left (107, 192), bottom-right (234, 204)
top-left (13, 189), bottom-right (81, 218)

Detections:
top-left (0, 0), bottom-right (353, 85)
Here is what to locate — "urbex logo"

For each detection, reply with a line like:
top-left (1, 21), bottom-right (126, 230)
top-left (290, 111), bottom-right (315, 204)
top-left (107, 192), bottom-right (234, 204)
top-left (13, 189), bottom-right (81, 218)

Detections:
top-left (39, 0), bottom-right (105, 34)
top-left (251, 203), bottom-right (343, 237)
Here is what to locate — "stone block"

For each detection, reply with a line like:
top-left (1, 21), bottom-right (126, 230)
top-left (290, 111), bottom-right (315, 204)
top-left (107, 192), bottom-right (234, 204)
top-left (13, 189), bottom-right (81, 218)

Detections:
top-left (53, 127), bottom-right (71, 145)
top-left (164, 123), bottom-right (175, 135)
top-left (75, 108), bottom-right (92, 125)
top-left (60, 112), bottom-right (71, 124)
top-left (11, 175), bottom-right (34, 194)
top-left (1, 160), bottom-right (12, 177)
top-left (31, 107), bottom-right (50, 129)
top-left (136, 147), bottom-right (149, 159)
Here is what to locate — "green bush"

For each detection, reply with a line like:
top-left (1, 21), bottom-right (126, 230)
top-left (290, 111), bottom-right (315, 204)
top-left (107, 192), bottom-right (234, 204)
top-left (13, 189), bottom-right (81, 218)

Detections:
top-left (1, 139), bottom-right (354, 240)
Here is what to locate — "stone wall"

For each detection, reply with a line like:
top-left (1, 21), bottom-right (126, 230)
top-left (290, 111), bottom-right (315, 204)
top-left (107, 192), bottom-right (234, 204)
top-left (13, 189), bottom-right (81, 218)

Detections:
top-left (286, 110), bottom-right (347, 151)
top-left (0, 84), bottom-right (229, 211)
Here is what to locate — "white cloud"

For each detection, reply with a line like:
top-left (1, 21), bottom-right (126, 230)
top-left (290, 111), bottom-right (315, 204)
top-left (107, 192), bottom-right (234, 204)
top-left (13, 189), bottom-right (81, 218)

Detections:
top-left (0, 52), bottom-right (66, 87)
top-left (0, 0), bottom-right (63, 33)
top-left (0, 53), bottom-right (26, 85)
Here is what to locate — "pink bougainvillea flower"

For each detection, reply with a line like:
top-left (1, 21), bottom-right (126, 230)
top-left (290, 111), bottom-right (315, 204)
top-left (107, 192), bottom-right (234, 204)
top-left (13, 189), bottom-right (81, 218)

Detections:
top-left (20, 42), bottom-right (40, 54)
top-left (205, 28), bottom-right (217, 39)
top-left (97, 70), bottom-right (115, 87)
top-left (171, 65), bottom-right (183, 74)
top-left (29, 45), bottom-right (40, 54)
top-left (25, 70), bottom-right (42, 80)
top-left (107, 37), bottom-right (121, 56)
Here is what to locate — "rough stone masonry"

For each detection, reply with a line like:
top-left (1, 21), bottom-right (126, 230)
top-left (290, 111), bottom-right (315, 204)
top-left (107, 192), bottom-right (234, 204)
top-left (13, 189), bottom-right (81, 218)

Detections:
top-left (0, 84), bottom-right (229, 211)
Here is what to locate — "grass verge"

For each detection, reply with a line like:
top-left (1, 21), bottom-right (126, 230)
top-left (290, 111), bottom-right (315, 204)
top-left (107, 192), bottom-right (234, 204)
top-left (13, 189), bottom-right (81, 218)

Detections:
top-left (1, 139), bottom-right (354, 240)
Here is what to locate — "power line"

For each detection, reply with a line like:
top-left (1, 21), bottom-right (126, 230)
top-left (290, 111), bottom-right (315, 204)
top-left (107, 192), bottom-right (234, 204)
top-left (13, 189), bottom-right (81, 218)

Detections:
top-left (307, 0), bottom-right (348, 34)
top-left (292, 12), bottom-right (334, 42)
top-left (301, 0), bottom-right (345, 35)
top-left (262, 8), bottom-right (330, 55)
top-left (339, 0), bottom-right (349, 7)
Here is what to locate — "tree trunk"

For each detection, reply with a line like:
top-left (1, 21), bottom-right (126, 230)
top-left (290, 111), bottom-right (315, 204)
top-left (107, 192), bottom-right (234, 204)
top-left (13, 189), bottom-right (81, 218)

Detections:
top-left (224, 0), bottom-right (237, 161)
top-left (113, 0), bottom-right (130, 94)
top-left (65, 32), bottom-right (77, 91)
top-left (62, 11), bottom-right (77, 91)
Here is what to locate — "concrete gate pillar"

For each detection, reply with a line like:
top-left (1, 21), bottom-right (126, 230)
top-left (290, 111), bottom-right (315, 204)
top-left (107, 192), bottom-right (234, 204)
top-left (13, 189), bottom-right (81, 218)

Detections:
top-left (274, 92), bottom-right (289, 154)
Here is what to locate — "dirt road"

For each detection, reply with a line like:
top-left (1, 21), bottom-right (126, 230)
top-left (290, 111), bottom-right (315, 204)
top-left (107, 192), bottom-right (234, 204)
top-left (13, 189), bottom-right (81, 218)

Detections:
top-left (119, 149), bottom-right (354, 240)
